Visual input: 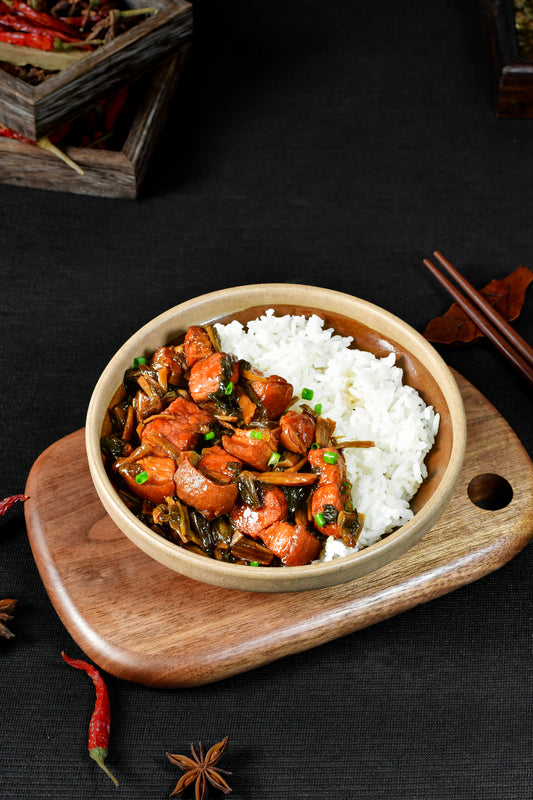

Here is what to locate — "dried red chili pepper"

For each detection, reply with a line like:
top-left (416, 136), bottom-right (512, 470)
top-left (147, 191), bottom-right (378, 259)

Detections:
top-left (7, 0), bottom-right (79, 36)
top-left (0, 494), bottom-right (28, 516)
top-left (103, 83), bottom-right (129, 133)
top-left (0, 126), bottom-right (32, 144)
top-left (0, 14), bottom-right (79, 42)
top-left (0, 27), bottom-right (56, 48)
top-left (61, 652), bottom-right (119, 787)
top-left (0, 28), bottom-right (92, 49)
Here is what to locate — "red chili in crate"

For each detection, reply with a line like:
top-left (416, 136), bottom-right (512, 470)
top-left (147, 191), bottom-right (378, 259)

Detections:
top-left (0, 13), bottom-right (80, 41)
top-left (103, 83), bottom-right (129, 134)
top-left (0, 494), bottom-right (28, 516)
top-left (9, 0), bottom-right (80, 37)
top-left (0, 126), bottom-right (33, 145)
top-left (0, 27), bottom-right (56, 48)
top-left (0, 121), bottom-right (85, 174)
top-left (61, 652), bottom-right (119, 787)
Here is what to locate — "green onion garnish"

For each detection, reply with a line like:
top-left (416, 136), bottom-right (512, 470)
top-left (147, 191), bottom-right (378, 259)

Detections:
top-left (323, 450), bottom-right (338, 464)
top-left (314, 512), bottom-right (325, 527)
top-left (224, 381), bottom-right (234, 395)
top-left (314, 403), bottom-right (322, 415)
top-left (204, 431), bottom-right (215, 441)
top-left (133, 356), bottom-right (146, 368)
top-left (250, 430), bottom-right (263, 439)
top-left (135, 471), bottom-right (149, 485)
top-left (345, 501), bottom-right (354, 512)
top-left (310, 442), bottom-right (319, 450)
top-left (301, 387), bottom-right (314, 400)
top-left (268, 452), bottom-right (281, 467)
top-left (249, 561), bottom-right (260, 567)
top-left (340, 481), bottom-right (352, 494)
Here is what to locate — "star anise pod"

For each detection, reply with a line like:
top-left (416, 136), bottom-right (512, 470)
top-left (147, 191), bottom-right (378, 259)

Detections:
top-left (0, 599), bottom-right (18, 639)
top-left (166, 736), bottom-right (232, 800)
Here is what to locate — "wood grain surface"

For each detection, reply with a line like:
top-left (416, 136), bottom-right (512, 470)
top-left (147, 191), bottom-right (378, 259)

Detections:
top-left (0, 51), bottom-right (188, 198)
top-left (0, 0), bottom-right (192, 139)
top-left (24, 372), bottom-right (533, 688)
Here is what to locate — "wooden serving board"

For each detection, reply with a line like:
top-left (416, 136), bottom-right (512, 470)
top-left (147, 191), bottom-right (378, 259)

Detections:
top-left (24, 372), bottom-right (533, 688)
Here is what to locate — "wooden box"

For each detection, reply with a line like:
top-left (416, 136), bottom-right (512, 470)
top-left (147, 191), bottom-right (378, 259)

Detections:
top-left (479, 0), bottom-right (533, 117)
top-left (0, 49), bottom-right (188, 198)
top-left (0, 0), bottom-right (192, 139)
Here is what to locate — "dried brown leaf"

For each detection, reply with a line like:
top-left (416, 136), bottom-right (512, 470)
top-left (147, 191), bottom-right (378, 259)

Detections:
top-left (424, 265), bottom-right (533, 345)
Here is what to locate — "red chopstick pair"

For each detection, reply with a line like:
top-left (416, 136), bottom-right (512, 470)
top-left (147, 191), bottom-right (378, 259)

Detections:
top-left (423, 251), bottom-right (533, 386)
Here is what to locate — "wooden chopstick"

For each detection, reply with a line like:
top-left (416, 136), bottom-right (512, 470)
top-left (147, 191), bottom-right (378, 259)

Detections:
top-left (432, 251), bottom-right (533, 368)
top-left (423, 252), bottom-right (533, 386)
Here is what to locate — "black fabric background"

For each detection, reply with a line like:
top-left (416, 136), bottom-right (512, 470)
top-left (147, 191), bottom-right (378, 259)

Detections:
top-left (1, 1), bottom-right (532, 798)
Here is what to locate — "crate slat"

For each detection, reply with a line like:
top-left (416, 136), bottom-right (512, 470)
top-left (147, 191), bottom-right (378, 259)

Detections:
top-left (0, 50), bottom-right (188, 198)
top-left (0, 0), bottom-right (192, 138)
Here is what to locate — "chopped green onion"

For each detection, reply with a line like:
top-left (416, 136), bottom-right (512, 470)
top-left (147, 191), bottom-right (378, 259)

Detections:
top-left (301, 387), bottom-right (314, 400)
top-left (249, 561), bottom-right (260, 567)
top-left (310, 442), bottom-right (320, 450)
top-left (250, 430), bottom-right (263, 439)
top-left (135, 471), bottom-right (149, 485)
top-left (204, 431), bottom-right (215, 441)
top-left (340, 481), bottom-right (352, 494)
top-left (314, 512), bottom-right (325, 527)
top-left (224, 381), bottom-right (234, 395)
top-left (133, 356), bottom-right (146, 368)
top-left (323, 450), bottom-right (338, 464)
top-left (345, 501), bottom-right (354, 512)
top-left (268, 452), bottom-right (281, 467)
top-left (314, 403), bottom-right (322, 415)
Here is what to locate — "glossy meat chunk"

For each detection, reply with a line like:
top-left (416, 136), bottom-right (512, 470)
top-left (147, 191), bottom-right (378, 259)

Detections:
top-left (311, 482), bottom-right (344, 537)
top-left (189, 353), bottom-right (239, 404)
top-left (141, 396), bottom-right (213, 455)
top-left (175, 452), bottom-right (238, 520)
top-left (308, 447), bottom-right (347, 486)
top-left (197, 445), bottom-right (242, 484)
top-left (230, 486), bottom-right (288, 538)
top-left (184, 325), bottom-right (215, 367)
top-left (279, 410), bottom-right (315, 454)
top-left (221, 427), bottom-right (278, 471)
top-left (250, 374), bottom-right (293, 419)
top-left (119, 456), bottom-right (176, 505)
top-left (261, 522), bottom-right (322, 566)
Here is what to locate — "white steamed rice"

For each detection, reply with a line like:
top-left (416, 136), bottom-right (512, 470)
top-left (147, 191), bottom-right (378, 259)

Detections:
top-left (215, 310), bottom-right (440, 562)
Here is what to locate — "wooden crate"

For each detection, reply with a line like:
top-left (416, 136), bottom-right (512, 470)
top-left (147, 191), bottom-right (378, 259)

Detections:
top-left (0, 48), bottom-right (188, 198)
top-left (479, 0), bottom-right (533, 117)
top-left (0, 0), bottom-right (192, 139)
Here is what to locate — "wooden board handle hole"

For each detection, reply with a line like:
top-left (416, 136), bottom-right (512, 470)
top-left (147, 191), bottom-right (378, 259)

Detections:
top-left (467, 473), bottom-right (513, 510)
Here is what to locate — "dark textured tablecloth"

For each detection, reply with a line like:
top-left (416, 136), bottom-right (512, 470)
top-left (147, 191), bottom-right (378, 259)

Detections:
top-left (1, 2), bottom-right (532, 798)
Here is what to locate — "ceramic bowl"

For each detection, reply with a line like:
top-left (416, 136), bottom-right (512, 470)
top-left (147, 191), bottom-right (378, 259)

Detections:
top-left (85, 284), bottom-right (467, 592)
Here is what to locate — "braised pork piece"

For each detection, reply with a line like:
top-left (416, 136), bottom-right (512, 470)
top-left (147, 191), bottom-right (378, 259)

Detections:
top-left (100, 324), bottom-right (368, 567)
